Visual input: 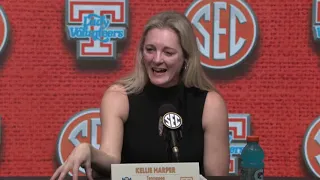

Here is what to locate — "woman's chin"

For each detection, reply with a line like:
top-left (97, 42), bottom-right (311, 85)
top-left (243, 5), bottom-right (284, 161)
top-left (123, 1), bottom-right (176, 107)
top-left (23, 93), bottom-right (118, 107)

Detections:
top-left (148, 72), bottom-right (178, 88)
top-left (148, 75), bottom-right (170, 87)
top-left (149, 78), bottom-right (168, 87)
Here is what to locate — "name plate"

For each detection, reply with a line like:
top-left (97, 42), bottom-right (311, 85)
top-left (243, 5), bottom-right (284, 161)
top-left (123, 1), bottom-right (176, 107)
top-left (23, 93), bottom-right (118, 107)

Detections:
top-left (111, 162), bottom-right (200, 180)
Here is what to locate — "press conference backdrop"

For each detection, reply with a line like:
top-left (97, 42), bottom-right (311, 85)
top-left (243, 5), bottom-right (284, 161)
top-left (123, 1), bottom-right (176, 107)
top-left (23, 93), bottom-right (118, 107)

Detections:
top-left (0, 0), bottom-right (319, 178)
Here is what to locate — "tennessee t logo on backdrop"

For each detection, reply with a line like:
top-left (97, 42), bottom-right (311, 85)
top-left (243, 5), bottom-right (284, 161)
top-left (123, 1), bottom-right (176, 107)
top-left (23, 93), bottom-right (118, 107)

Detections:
top-left (228, 114), bottom-right (251, 175)
top-left (303, 116), bottom-right (320, 178)
top-left (312, 0), bottom-right (320, 40)
top-left (185, 0), bottom-right (258, 69)
top-left (65, 0), bottom-right (129, 61)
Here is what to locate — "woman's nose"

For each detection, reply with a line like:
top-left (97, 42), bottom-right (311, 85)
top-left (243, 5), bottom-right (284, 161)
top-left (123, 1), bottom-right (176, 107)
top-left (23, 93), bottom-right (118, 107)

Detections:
top-left (153, 52), bottom-right (164, 64)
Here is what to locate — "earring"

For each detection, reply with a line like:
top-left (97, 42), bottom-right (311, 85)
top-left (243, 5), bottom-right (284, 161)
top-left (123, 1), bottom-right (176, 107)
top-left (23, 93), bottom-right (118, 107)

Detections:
top-left (184, 61), bottom-right (188, 70)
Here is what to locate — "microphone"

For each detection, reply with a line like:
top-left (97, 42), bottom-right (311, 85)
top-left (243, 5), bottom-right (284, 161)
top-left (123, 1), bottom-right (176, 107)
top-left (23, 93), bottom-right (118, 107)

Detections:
top-left (158, 104), bottom-right (183, 162)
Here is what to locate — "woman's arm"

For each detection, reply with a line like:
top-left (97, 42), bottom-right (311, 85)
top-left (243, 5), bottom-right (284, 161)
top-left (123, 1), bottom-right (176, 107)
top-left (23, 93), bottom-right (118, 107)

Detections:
top-left (90, 84), bottom-right (129, 176)
top-left (202, 91), bottom-right (230, 176)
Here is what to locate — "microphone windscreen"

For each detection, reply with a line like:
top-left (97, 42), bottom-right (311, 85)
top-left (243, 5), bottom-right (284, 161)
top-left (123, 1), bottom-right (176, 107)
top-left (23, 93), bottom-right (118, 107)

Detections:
top-left (158, 104), bottom-right (177, 117)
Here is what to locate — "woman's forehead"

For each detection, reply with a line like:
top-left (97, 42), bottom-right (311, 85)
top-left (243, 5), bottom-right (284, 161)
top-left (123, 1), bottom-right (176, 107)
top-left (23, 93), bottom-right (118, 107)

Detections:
top-left (144, 28), bottom-right (181, 49)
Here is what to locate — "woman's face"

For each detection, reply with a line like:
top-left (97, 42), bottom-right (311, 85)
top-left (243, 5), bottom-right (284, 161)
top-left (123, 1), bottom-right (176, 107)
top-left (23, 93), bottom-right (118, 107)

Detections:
top-left (143, 28), bottom-right (184, 88)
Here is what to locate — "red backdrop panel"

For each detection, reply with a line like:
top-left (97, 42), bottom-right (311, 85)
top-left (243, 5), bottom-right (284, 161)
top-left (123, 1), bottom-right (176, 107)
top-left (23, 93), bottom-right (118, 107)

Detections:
top-left (0, 0), bottom-right (319, 177)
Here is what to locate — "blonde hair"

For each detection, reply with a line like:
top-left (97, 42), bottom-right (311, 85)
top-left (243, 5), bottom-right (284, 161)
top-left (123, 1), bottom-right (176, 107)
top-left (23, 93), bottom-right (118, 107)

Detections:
top-left (115, 11), bottom-right (214, 95)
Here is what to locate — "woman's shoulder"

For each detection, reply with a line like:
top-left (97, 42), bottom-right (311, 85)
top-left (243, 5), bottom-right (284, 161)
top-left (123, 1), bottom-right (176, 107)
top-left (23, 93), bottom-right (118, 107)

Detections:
top-left (101, 83), bottom-right (129, 106)
top-left (101, 83), bottom-right (129, 122)
top-left (185, 86), bottom-right (209, 97)
top-left (185, 86), bottom-right (225, 107)
top-left (105, 83), bottom-right (127, 94)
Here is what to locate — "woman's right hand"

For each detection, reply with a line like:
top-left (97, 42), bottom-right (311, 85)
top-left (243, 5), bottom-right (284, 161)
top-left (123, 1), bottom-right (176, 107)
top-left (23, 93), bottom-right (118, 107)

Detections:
top-left (50, 143), bottom-right (94, 180)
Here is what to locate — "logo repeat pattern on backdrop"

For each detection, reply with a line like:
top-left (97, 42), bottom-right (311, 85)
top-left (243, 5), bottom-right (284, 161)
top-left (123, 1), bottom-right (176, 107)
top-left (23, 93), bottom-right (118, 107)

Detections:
top-left (57, 0), bottom-right (320, 178)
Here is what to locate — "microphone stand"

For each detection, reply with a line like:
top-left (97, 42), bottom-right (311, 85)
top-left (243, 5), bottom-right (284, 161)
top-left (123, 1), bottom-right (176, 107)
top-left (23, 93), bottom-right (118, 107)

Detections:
top-left (166, 130), bottom-right (182, 162)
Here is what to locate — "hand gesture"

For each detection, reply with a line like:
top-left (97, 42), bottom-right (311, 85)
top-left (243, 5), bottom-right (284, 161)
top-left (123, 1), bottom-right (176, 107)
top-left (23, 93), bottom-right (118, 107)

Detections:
top-left (50, 143), bottom-right (94, 180)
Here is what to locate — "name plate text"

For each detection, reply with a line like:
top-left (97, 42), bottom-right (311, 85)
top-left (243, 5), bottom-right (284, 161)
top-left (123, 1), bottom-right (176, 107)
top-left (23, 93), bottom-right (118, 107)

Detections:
top-left (111, 162), bottom-right (200, 180)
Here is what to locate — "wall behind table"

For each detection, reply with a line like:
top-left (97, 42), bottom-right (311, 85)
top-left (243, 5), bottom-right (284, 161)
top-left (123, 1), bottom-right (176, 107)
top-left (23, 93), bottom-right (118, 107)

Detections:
top-left (0, 0), bottom-right (318, 177)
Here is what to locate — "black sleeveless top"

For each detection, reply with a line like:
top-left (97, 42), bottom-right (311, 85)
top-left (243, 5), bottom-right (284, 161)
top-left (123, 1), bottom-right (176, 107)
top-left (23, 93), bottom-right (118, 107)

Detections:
top-left (121, 81), bottom-right (208, 175)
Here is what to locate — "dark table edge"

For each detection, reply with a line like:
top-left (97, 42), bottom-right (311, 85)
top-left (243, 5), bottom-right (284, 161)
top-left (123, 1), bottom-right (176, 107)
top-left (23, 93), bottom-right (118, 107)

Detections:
top-left (0, 176), bottom-right (317, 180)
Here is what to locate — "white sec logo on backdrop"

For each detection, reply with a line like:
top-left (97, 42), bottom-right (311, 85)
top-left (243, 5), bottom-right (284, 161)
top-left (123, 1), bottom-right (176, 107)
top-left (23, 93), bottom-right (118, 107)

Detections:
top-left (185, 0), bottom-right (258, 69)
top-left (57, 108), bottom-right (101, 176)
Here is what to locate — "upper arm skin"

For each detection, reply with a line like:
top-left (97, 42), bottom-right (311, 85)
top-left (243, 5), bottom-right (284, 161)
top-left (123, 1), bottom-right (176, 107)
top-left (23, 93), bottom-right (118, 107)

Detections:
top-left (202, 91), bottom-right (230, 176)
top-left (99, 84), bottom-right (129, 163)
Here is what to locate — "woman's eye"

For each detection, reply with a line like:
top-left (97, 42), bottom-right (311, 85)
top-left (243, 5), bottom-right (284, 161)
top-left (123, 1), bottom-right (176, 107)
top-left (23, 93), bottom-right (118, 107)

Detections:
top-left (165, 52), bottom-right (174, 56)
top-left (146, 48), bottom-right (154, 52)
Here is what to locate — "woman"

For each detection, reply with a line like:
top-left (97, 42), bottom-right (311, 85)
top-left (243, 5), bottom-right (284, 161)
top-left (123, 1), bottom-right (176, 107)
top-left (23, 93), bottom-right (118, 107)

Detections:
top-left (51, 11), bottom-right (230, 180)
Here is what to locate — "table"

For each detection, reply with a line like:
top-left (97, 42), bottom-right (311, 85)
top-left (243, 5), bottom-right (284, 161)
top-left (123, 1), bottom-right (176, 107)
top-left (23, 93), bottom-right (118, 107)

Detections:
top-left (0, 177), bottom-right (317, 180)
